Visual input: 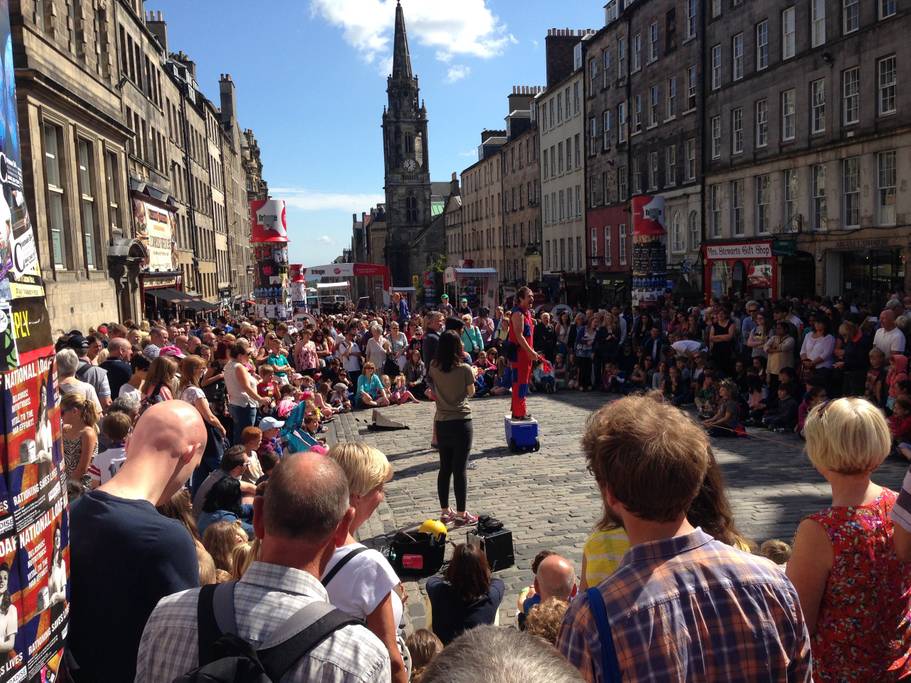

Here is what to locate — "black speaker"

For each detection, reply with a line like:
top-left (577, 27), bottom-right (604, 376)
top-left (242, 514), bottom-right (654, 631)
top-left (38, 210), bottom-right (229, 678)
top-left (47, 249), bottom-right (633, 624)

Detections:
top-left (467, 527), bottom-right (514, 571)
top-left (387, 532), bottom-right (445, 577)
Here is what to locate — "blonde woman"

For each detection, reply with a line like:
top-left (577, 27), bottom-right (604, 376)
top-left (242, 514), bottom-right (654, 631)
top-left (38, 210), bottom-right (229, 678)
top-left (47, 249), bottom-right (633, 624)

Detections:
top-left (787, 397), bottom-right (911, 681)
top-left (180, 354), bottom-right (227, 491)
top-left (61, 393), bottom-right (99, 483)
top-left (324, 443), bottom-right (408, 683)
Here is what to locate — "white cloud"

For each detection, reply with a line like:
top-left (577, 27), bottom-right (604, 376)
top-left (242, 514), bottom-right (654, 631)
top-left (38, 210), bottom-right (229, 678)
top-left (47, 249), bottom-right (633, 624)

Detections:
top-left (271, 187), bottom-right (385, 212)
top-left (446, 64), bottom-right (471, 83)
top-left (318, 235), bottom-right (333, 244)
top-left (310, 0), bottom-right (514, 74)
top-left (458, 149), bottom-right (478, 158)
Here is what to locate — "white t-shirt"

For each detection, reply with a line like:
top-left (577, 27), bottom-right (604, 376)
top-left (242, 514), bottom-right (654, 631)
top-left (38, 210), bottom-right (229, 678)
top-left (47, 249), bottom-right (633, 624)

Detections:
top-left (672, 339), bottom-right (704, 356)
top-left (338, 341), bottom-right (362, 373)
top-left (875, 326), bottom-right (906, 357)
top-left (322, 543), bottom-right (403, 627)
top-left (87, 445), bottom-right (126, 485)
top-left (118, 383), bottom-right (140, 400)
top-left (180, 386), bottom-right (205, 404)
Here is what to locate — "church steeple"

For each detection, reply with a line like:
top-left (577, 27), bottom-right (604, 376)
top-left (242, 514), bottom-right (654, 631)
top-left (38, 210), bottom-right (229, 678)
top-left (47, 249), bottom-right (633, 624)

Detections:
top-left (391, 1), bottom-right (413, 81)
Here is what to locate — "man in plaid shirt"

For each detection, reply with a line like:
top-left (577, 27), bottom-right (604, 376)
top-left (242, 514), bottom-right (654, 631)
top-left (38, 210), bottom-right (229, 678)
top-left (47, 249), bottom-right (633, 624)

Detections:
top-left (135, 451), bottom-right (390, 682)
top-left (558, 394), bottom-right (812, 682)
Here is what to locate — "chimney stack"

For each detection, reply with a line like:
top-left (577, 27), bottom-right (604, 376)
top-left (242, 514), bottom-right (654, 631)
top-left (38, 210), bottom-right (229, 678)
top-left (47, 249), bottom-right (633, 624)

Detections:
top-left (146, 10), bottom-right (168, 53)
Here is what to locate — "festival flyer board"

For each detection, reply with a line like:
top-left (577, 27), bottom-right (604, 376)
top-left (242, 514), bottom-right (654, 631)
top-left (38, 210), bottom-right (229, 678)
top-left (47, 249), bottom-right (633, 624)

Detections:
top-left (0, 1), bottom-right (68, 679)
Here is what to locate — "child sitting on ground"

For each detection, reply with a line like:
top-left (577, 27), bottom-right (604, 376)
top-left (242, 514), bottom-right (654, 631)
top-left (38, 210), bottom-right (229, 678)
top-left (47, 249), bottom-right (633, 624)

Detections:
top-left (763, 385), bottom-right (799, 432)
top-left (240, 427), bottom-right (265, 486)
top-left (887, 355), bottom-right (909, 411)
top-left (759, 539), bottom-right (791, 566)
top-left (390, 374), bottom-right (420, 404)
top-left (303, 413), bottom-right (326, 444)
top-left (628, 363), bottom-right (647, 391)
top-left (276, 385), bottom-right (297, 419)
top-left (301, 376), bottom-right (334, 419)
top-left (256, 364), bottom-right (280, 406)
top-left (553, 353), bottom-right (568, 390)
top-left (329, 382), bottom-right (352, 412)
top-left (796, 385), bottom-right (827, 438)
top-left (866, 348), bottom-right (888, 408)
top-left (695, 372), bottom-right (718, 418)
top-left (889, 396), bottom-right (911, 461)
top-left (601, 362), bottom-right (626, 394)
top-left (532, 359), bottom-right (556, 394)
top-left (490, 356), bottom-right (512, 396)
top-left (745, 375), bottom-right (768, 425)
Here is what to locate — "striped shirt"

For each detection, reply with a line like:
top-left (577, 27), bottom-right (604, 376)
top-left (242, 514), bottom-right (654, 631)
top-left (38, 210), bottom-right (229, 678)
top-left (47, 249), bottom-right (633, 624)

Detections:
top-left (135, 561), bottom-right (390, 683)
top-left (891, 467), bottom-right (911, 531)
top-left (558, 528), bottom-right (812, 682)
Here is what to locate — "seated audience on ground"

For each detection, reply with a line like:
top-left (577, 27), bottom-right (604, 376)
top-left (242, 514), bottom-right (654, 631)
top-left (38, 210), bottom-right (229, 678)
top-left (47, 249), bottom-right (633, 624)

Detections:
top-left (425, 543), bottom-right (505, 646)
top-left (87, 411), bottom-right (131, 487)
top-left (787, 397), bottom-right (911, 681)
top-left (197, 475), bottom-right (254, 538)
top-left (406, 629), bottom-right (443, 683)
top-left (517, 552), bottom-right (576, 630)
top-left (558, 393), bottom-right (811, 681)
top-left (191, 445), bottom-right (255, 516)
top-left (526, 597), bottom-right (570, 646)
top-left (201, 519), bottom-right (248, 574)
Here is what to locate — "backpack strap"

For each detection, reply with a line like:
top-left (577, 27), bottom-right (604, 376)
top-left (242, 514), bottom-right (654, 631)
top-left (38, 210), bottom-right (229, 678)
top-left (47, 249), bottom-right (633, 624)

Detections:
top-left (257, 602), bottom-right (363, 680)
top-left (321, 546), bottom-right (368, 587)
top-left (586, 587), bottom-right (623, 683)
top-left (196, 583), bottom-right (239, 666)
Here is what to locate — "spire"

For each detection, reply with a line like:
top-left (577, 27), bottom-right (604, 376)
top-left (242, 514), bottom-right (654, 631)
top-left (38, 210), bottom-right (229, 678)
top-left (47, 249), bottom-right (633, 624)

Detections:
top-left (391, 1), bottom-right (413, 81)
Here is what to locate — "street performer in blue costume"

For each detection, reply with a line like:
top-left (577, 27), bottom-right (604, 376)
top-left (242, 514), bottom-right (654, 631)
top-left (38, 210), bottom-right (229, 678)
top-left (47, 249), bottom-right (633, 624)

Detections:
top-left (507, 286), bottom-right (539, 420)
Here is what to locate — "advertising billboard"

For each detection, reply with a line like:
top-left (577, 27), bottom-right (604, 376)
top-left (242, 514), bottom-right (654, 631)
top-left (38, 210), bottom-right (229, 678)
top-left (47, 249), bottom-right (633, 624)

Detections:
top-left (0, 2), bottom-right (69, 680)
top-left (630, 194), bottom-right (667, 308)
top-left (132, 199), bottom-right (176, 273)
top-left (250, 199), bottom-right (288, 243)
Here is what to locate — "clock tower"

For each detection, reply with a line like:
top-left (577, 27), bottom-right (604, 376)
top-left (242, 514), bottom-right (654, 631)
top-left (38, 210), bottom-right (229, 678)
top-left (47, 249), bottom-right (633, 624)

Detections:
top-left (382, 1), bottom-right (432, 286)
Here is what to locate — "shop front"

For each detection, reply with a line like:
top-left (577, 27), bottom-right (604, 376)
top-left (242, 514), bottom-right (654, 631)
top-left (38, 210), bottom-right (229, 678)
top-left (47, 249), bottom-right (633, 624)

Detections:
top-left (807, 232), bottom-right (911, 303)
top-left (703, 241), bottom-right (777, 301)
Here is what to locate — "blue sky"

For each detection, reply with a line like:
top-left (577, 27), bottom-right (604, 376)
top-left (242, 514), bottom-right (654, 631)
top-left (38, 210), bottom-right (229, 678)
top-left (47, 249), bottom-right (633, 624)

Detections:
top-left (153, 1), bottom-right (601, 266)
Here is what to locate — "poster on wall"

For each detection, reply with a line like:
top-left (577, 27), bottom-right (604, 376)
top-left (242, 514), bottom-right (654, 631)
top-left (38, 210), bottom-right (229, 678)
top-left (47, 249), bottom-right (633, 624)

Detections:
top-left (132, 199), bottom-right (176, 273)
top-left (0, 0), bottom-right (68, 678)
top-left (630, 195), bottom-right (667, 308)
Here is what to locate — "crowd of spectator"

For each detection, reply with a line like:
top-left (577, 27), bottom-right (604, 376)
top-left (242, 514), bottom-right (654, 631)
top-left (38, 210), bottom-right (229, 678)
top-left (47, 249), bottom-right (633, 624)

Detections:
top-left (52, 288), bottom-right (911, 681)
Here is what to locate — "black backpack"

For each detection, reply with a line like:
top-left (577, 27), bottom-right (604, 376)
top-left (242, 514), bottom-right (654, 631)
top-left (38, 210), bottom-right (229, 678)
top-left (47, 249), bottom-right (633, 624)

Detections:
top-left (173, 582), bottom-right (363, 683)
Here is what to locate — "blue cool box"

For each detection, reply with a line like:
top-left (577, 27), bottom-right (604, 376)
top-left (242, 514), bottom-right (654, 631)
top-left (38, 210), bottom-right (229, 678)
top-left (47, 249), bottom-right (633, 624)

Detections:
top-left (504, 415), bottom-right (539, 450)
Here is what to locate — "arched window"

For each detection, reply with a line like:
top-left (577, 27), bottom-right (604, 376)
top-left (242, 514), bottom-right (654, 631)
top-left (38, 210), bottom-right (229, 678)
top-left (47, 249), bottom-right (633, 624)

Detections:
top-left (406, 195), bottom-right (418, 223)
top-left (672, 212), bottom-right (685, 253)
top-left (688, 210), bottom-right (699, 250)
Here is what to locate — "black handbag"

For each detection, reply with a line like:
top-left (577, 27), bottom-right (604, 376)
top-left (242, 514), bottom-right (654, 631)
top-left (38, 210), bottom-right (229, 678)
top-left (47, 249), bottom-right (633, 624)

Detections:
top-left (383, 354), bottom-right (400, 378)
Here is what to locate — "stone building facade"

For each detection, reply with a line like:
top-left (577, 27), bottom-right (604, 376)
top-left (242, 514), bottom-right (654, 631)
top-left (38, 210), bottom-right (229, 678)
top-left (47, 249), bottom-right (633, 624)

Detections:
top-left (12, 0), bottom-right (131, 332)
top-left (540, 31), bottom-right (587, 287)
top-left (460, 131), bottom-right (505, 275)
top-left (500, 88), bottom-right (542, 286)
top-left (11, 0), bottom-right (260, 330)
top-left (703, 0), bottom-right (911, 302)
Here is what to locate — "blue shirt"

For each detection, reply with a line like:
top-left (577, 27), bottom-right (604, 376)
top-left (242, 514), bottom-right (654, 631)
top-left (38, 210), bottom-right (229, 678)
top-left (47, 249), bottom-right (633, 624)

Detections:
top-left (356, 372), bottom-right (385, 402)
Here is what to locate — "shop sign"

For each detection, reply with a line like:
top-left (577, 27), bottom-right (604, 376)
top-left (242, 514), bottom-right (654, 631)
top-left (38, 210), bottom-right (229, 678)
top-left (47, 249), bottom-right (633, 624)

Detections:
top-left (132, 199), bottom-right (176, 273)
top-left (833, 237), bottom-right (891, 250)
top-left (772, 239), bottom-right (797, 257)
top-left (705, 243), bottom-right (772, 260)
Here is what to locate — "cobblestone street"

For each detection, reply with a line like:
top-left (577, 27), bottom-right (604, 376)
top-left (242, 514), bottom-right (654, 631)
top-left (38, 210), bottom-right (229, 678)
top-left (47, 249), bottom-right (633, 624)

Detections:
top-left (330, 392), bottom-right (910, 629)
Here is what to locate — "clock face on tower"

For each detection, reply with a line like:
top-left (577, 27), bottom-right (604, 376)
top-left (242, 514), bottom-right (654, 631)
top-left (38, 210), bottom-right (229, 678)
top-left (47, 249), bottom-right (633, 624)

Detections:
top-left (402, 158), bottom-right (417, 172)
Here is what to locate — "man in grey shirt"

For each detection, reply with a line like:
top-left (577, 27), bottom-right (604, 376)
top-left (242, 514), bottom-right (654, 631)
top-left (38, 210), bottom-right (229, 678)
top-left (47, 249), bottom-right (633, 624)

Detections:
top-left (136, 451), bottom-right (390, 682)
top-left (69, 334), bottom-right (112, 410)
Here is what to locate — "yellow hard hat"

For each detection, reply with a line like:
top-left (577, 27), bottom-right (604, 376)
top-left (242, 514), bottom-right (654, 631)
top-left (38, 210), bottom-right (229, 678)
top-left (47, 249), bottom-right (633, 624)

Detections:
top-left (418, 519), bottom-right (448, 539)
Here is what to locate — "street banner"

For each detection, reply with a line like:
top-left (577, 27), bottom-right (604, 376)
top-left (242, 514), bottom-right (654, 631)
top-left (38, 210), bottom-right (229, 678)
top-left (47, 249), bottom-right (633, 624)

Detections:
top-left (631, 194), bottom-right (667, 308)
top-left (132, 199), bottom-right (177, 273)
top-left (250, 199), bottom-right (288, 244)
top-left (0, 1), bottom-right (69, 680)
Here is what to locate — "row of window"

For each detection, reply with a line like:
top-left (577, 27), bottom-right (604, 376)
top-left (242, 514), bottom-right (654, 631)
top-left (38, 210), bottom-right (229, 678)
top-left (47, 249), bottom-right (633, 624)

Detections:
top-left (545, 236), bottom-right (586, 274)
top-left (543, 186), bottom-right (583, 225)
top-left (504, 134), bottom-right (538, 175)
top-left (543, 135), bottom-right (583, 181)
top-left (540, 82), bottom-right (582, 133)
top-left (707, 151), bottom-right (897, 239)
top-left (710, 57), bottom-right (896, 159)
top-left (118, 23), bottom-right (163, 108)
top-left (587, 66), bottom-right (698, 152)
top-left (711, 3), bottom-right (896, 94)
top-left (590, 224), bottom-right (631, 268)
top-left (43, 121), bottom-right (121, 271)
top-left (504, 180), bottom-right (540, 213)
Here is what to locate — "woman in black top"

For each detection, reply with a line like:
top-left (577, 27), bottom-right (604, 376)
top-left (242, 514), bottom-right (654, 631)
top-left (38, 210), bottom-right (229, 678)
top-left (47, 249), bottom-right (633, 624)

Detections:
top-left (709, 307), bottom-right (737, 377)
top-left (425, 543), bottom-right (504, 645)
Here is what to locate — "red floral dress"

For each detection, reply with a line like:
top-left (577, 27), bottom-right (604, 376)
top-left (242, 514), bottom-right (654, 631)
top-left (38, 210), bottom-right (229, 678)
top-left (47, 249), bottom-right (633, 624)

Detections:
top-left (809, 489), bottom-right (911, 682)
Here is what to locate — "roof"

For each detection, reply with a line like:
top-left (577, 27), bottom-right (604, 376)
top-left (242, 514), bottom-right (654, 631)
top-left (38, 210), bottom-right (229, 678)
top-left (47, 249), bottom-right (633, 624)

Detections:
top-left (431, 200), bottom-right (445, 218)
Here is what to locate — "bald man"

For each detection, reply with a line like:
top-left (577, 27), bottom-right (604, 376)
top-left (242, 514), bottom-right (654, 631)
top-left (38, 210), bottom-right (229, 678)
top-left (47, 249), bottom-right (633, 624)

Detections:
top-left (534, 554), bottom-right (577, 603)
top-left (875, 308), bottom-right (907, 361)
top-left (68, 401), bottom-right (207, 683)
top-left (136, 452), bottom-right (390, 682)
